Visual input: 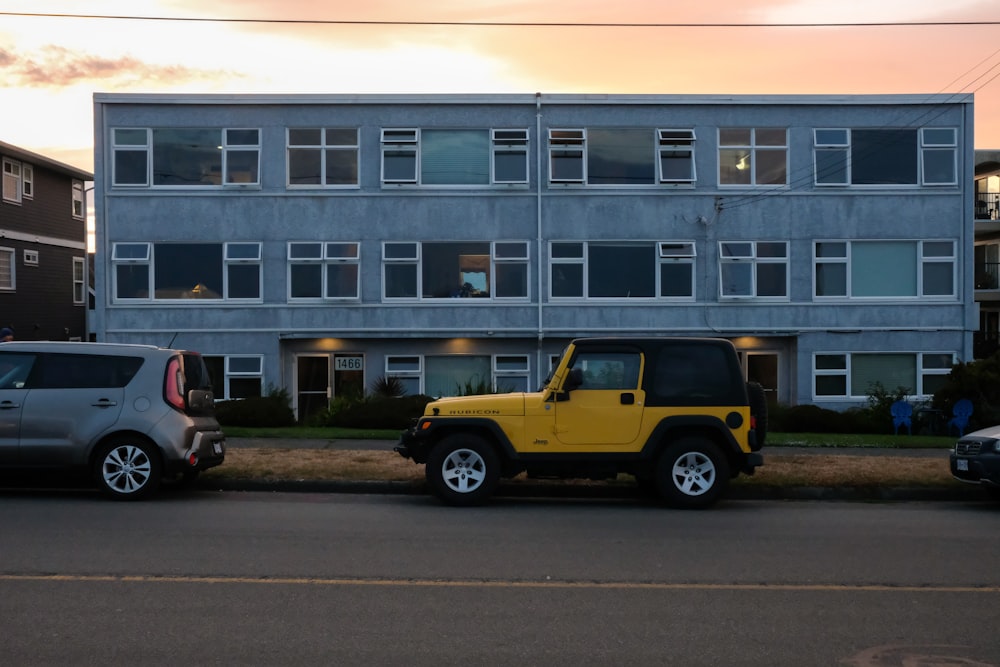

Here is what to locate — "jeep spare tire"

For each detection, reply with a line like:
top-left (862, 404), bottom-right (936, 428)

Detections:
top-left (426, 433), bottom-right (500, 506)
top-left (746, 381), bottom-right (768, 448)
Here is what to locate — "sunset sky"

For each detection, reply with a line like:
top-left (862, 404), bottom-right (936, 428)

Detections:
top-left (2, 0), bottom-right (999, 172)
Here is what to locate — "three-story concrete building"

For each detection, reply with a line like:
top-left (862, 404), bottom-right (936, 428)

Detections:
top-left (91, 93), bottom-right (975, 419)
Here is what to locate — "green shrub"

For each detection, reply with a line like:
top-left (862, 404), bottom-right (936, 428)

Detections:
top-left (216, 388), bottom-right (295, 427)
top-left (930, 352), bottom-right (1000, 432)
top-left (323, 394), bottom-right (434, 429)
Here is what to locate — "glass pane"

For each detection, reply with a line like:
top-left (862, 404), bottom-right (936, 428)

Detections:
top-left (719, 148), bottom-right (751, 185)
top-left (387, 356), bottom-right (420, 372)
top-left (384, 243), bottom-right (417, 260)
top-left (289, 243), bottom-right (323, 259)
top-left (587, 129), bottom-right (655, 185)
top-left (816, 354), bottom-right (846, 370)
top-left (922, 128), bottom-right (955, 145)
top-left (551, 243), bottom-right (583, 259)
top-left (816, 148), bottom-right (847, 184)
top-left (495, 242), bottom-right (528, 259)
top-left (384, 264), bottom-right (417, 298)
top-left (721, 263), bottom-right (752, 296)
top-left (496, 355), bottom-right (529, 371)
top-left (756, 263), bottom-right (787, 297)
top-left (289, 148), bottom-right (321, 185)
top-left (921, 373), bottom-right (948, 396)
top-left (154, 244), bottom-right (223, 298)
top-left (660, 150), bottom-right (694, 181)
top-left (114, 129), bottom-right (147, 145)
top-left (923, 353), bottom-right (954, 370)
top-left (226, 129), bottom-right (259, 145)
top-left (383, 152), bottom-right (416, 181)
top-left (116, 265), bottom-right (149, 298)
top-left (114, 243), bottom-right (149, 260)
top-left (721, 242), bottom-right (753, 258)
top-left (495, 263), bottom-right (527, 298)
top-left (227, 264), bottom-right (260, 299)
top-left (924, 241), bottom-right (954, 257)
top-left (551, 151), bottom-right (583, 181)
top-left (421, 130), bottom-right (489, 185)
top-left (229, 377), bottom-right (262, 399)
top-left (153, 129), bottom-right (221, 186)
top-left (290, 264), bottom-right (322, 298)
top-left (289, 129), bottom-right (321, 145)
top-left (326, 264), bottom-right (359, 298)
top-left (719, 128), bottom-right (751, 145)
top-left (425, 355), bottom-right (491, 397)
top-left (815, 375), bottom-right (847, 396)
top-left (588, 244), bottom-right (654, 297)
top-left (326, 149), bottom-right (358, 185)
top-left (756, 149), bottom-right (787, 185)
top-left (816, 242), bottom-right (846, 258)
top-left (922, 149), bottom-right (955, 184)
top-left (851, 354), bottom-right (916, 396)
top-left (852, 129), bottom-right (917, 185)
top-left (229, 356), bottom-right (263, 373)
top-left (815, 263), bottom-right (847, 296)
top-left (226, 243), bottom-right (260, 260)
top-left (326, 243), bottom-right (359, 259)
top-left (226, 150), bottom-right (259, 184)
top-left (757, 242), bottom-right (787, 258)
top-left (660, 263), bottom-right (693, 297)
top-left (494, 151), bottom-right (527, 183)
top-left (551, 264), bottom-right (583, 297)
top-left (326, 128), bottom-right (357, 145)
top-left (852, 242), bottom-right (917, 297)
top-left (815, 129), bottom-right (847, 145)
top-left (755, 129), bottom-right (786, 146)
top-left (114, 150), bottom-right (148, 185)
top-left (922, 262), bottom-right (953, 296)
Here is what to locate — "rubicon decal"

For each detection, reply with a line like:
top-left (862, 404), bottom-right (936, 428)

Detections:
top-left (446, 409), bottom-right (502, 415)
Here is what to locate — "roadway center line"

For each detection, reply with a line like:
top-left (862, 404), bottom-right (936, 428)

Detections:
top-left (1, 573), bottom-right (998, 593)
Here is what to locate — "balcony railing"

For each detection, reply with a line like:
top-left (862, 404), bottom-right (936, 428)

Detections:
top-left (976, 192), bottom-right (1000, 220)
top-left (976, 261), bottom-right (1000, 289)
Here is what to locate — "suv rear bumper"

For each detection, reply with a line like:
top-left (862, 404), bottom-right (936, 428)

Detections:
top-left (164, 429), bottom-right (226, 474)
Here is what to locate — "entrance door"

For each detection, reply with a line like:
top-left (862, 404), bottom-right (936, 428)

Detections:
top-left (746, 353), bottom-right (779, 405)
top-left (296, 355), bottom-right (330, 424)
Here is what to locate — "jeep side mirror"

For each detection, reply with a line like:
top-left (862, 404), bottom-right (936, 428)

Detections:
top-left (564, 367), bottom-right (584, 392)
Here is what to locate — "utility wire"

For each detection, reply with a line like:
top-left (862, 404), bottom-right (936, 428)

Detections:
top-left (1, 11), bottom-right (999, 28)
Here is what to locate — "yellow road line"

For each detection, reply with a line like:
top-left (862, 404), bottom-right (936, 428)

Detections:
top-left (1, 574), bottom-right (998, 593)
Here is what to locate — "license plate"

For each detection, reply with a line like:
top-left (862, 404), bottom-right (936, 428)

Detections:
top-left (213, 441), bottom-right (224, 455)
top-left (956, 459), bottom-right (968, 471)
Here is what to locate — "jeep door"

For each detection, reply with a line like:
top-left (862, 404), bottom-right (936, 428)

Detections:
top-left (18, 353), bottom-right (128, 467)
top-left (0, 352), bottom-right (36, 464)
top-left (553, 349), bottom-right (645, 446)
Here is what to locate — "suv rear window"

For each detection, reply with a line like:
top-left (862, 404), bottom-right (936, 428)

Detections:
top-left (181, 353), bottom-right (213, 391)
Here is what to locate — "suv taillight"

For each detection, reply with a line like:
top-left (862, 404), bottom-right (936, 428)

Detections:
top-left (164, 357), bottom-right (186, 411)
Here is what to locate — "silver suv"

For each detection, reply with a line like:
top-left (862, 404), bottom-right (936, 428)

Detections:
top-left (0, 342), bottom-right (225, 499)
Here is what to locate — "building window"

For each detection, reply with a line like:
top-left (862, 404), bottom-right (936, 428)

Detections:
top-left (0, 247), bottom-right (15, 290)
top-left (587, 128), bottom-right (655, 185)
top-left (22, 164), bottom-right (33, 198)
top-left (287, 128), bottom-right (359, 187)
top-left (814, 240), bottom-right (955, 299)
top-left (204, 355), bottom-right (264, 399)
top-left (72, 257), bottom-right (85, 304)
top-left (975, 242), bottom-right (1000, 290)
top-left (719, 241), bottom-right (788, 298)
top-left (550, 240), bottom-right (696, 300)
top-left (492, 130), bottom-right (529, 184)
top-left (381, 129), bottom-right (418, 184)
top-left (658, 129), bottom-right (696, 184)
top-left (288, 242), bottom-right (360, 300)
top-left (72, 179), bottom-right (85, 219)
top-left (382, 241), bottom-right (528, 300)
top-left (112, 242), bottom-right (262, 301)
top-left (23, 250), bottom-right (39, 266)
top-left (224, 242), bottom-right (262, 300)
top-left (386, 354), bottom-right (527, 397)
top-left (814, 352), bottom-right (955, 399)
top-left (112, 127), bottom-right (260, 187)
top-left (548, 129), bottom-right (585, 183)
top-left (3, 158), bottom-right (22, 203)
top-left (719, 128), bottom-right (788, 186)
top-left (814, 128), bottom-right (956, 186)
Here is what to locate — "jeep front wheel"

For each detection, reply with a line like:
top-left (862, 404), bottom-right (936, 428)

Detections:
top-left (426, 434), bottom-right (500, 506)
top-left (655, 437), bottom-right (730, 509)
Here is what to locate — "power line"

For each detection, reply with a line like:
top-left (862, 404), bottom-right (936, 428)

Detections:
top-left (1, 11), bottom-right (999, 28)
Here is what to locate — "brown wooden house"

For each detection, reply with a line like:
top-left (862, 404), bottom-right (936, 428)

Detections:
top-left (0, 141), bottom-right (92, 341)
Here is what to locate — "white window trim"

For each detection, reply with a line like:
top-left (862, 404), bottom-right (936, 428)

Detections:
top-left (920, 127), bottom-right (958, 187)
top-left (382, 241), bottom-right (529, 302)
top-left (718, 241), bottom-right (789, 300)
top-left (380, 128), bottom-right (419, 185)
top-left (287, 241), bottom-right (361, 301)
top-left (223, 242), bottom-right (263, 302)
top-left (718, 128), bottom-right (789, 188)
top-left (22, 164), bottom-right (33, 199)
top-left (490, 128), bottom-right (529, 185)
top-left (0, 246), bottom-right (15, 290)
top-left (111, 128), bottom-right (151, 187)
top-left (286, 128), bottom-right (360, 189)
top-left (224, 355), bottom-right (264, 399)
top-left (111, 242), bottom-right (151, 301)
top-left (23, 249), bottom-right (39, 266)
top-left (548, 128), bottom-right (586, 185)
top-left (657, 128), bottom-right (697, 185)
top-left (72, 179), bottom-right (85, 220)
top-left (549, 240), bottom-right (697, 301)
top-left (386, 354), bottom-right (532, 395)
top-left (813, 128), bottom-right (850, 187)
top-left (3, 158), bottom-right (22, 204)
top-left (812, 351), bottom-right (957, 400)
top-left (812, 239), bottom-right (957, 301)
top-left (72, 256), bottom-right (85, 305)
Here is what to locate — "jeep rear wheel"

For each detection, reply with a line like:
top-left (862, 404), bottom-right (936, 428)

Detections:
top-left (426, 434), bottom-right (500, 506)
top-left (655, 437), bottom-right (730, 509)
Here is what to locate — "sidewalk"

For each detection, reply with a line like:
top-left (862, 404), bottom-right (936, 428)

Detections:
top-left (204, 439), bottom-right (988, 502)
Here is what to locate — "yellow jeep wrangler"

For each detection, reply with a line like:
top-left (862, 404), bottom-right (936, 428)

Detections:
top-left (395, 337), bottom-right (766, 508)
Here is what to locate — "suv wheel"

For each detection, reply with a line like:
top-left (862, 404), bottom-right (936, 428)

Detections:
top-left (94, 437), bottom-right (162, 500)
top-left (426, 434), bottom-right (500, 506)
top-left (655, 437), bottom-right (730, 509)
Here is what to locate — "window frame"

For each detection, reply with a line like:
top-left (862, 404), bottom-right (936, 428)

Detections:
top-left (286, 127), bottom-right (360, 188)
top-left (548, 128), bottom-right (586, 185)
top-left (72, 256), bottom-right (85, 305)
top-left (72, 179), bottom-right (85, 220)
top-left (223, 242), bottom-right (263, 301)
top-left (491, 129), bottom-right (529, 185)
top-left (385, 353), bottom-right (531, 396)
top-left (0, 246), bottom-right (15, 290)
top-left (813, 351), bottom-right (956, 400)
top-left (657, 129), bottom-right (697, 185)
top-left (718, 127), bottom-right (789, 187)
top-left (718, 240), bottom-right (789, 300)
top-left (22, 164), bottom-right (33, 199)
top-left (382, 241), bottom-right (529, 302)
top-left (549, 240), bottom-right (697, 301)
top-left (3, 158), bottom-right (22, 203)
top-left (813, 239), bottom-right (956, 300)
top-left (287, 241), bottom-right (361, 301)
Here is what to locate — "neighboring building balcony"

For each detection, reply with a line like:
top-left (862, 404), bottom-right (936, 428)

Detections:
top-left (974, 330), bottom-right (1000, 359)
top-left (976, 192), bottom-right (1000, 221)
top-left (976, 261), bottom-right (1000, 297)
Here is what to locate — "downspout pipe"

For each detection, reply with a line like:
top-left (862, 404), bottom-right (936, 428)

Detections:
top-left (535, 92), bottom-right (545, 382)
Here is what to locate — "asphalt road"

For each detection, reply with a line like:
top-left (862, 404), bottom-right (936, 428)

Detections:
top-left (1, 491), bottom-right (998, 666)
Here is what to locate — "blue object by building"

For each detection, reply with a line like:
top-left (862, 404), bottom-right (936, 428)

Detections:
top-left (948, 399), bottom-right (974, 437)
top-left (890, 400), bottom-right (912, 435)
